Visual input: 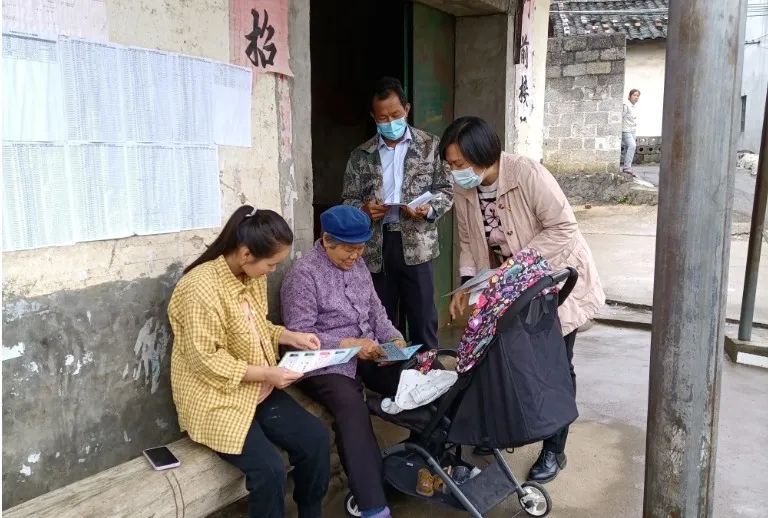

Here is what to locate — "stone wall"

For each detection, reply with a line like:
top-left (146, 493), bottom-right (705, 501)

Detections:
top-left (543, 33), bottom-right (626, 173)
top-left (627, 136), bottom-right (662, 164)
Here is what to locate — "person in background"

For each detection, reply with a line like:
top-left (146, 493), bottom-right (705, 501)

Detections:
top-left (281, 205), bottom-right (406, 518)
top-left (622, 89), bottom-right (641, 176)
top-left (342, 76), bottom-right (453, 350)
top-left (168, 205), bottom-right (330, 518)
top-left (441, 116), bottom-right (605, 484)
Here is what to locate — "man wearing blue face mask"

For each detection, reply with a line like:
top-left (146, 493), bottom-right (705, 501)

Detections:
top-left (342, 77), bottom-right (453, 351)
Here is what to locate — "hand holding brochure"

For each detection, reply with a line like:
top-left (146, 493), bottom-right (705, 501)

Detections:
top-left (445, 268), bottom-right (496, 307)
top-left (406, 191), bottom-right (438, 210)
top-left (278, 347), bottom-right (361, 374)
top-left (445, 269), bottom-right (495, 297)
top-left (375, 343), bottom-right (422, 362)
top-left (383, 192), bottom-right (438, 210)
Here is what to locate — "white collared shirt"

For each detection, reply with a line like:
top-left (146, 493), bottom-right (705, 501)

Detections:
top-left (378, 127), bottom-right (412, 224)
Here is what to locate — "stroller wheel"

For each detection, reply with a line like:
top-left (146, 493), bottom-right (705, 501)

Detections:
top-left (518, 481), bottom-right (551, 516)
top-left (343, 491), bottom-right (362, 517)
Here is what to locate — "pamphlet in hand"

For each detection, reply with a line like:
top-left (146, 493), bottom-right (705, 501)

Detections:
top-left (406, 191), bottom-right (439, 210)
top-left (445, 268), bottom-right (497, 307)
top-left (383, 192), bottom-right (439, 210)
top-left (278, 347), bottom-right (361, 374)
top-left (375, 343), bottom-right (423, 362)
top-left (445, 269), bottom-right (495, 297)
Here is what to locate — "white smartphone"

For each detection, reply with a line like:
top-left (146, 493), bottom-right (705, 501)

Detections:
top-left (143, 446), bottom-right (181, 470)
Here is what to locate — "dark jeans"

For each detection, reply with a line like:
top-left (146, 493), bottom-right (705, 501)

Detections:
top-left (298, 361), bottom-right (402, 511)
top-left (542, 330), bottom-right (577, 454)
top-left (372, 230), bottom-right (438, 349)
top-left (217, 390), bottom-right (331, 518)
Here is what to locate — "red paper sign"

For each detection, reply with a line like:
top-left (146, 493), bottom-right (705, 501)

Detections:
top-left (230, 0), bottom-right (292, 76)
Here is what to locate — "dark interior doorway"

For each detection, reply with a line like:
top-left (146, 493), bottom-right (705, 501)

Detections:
top-left (310, 0), bottom-right (410, 235)
top-left (309, 0), bottom-right (457, 328)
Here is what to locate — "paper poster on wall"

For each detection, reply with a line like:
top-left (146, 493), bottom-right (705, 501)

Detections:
top-left (174, 145), bottom-right (222, 230)
top-left (2, 143), bottom-right (74, 251)
top-left (170, 55), bottom-right (215, 144)
top-left (120, 48), bottom-right (175, 142)
top-left (59, 38), bottom-right (126, 142)
top-left (229, 0), bottom-right (293, 76)
top-left (68, 144), bottom-right (134, 241)
top-left (2, 37), bottom-right (244, 251)
top-left (2, 34), bottom-right (66, 141)
top-left (126, 144), bottom-right (221, 236)
top-left (213, 63), bottom-right (253, 146)
top-left (2, 0), bottom-right (108, 41)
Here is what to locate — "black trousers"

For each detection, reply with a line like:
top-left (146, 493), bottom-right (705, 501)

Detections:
top-left (542, 330), bottom-right (577, 454)
top-left (217, 390), bottom-right (331, 518)
top-left (372, 230), bottom-right (439, 349)
top-left (298, 361), bottom-right (402, 511)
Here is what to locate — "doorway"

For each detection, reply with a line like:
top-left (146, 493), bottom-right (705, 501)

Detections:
top-left (310, 0), bottom-right (456, 330)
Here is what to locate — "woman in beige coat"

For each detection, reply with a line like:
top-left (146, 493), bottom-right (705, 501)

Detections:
top-left (440, 116), bottom-right (605, 484)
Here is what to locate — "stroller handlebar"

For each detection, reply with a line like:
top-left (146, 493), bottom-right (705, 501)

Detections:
top-left (554, 267), bottom-right (578, 306)
top-left (496, 267), bottom-right (579, 332)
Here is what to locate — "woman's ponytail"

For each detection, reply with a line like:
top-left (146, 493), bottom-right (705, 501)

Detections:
top-left (183, 205), bottom-right (293, 275)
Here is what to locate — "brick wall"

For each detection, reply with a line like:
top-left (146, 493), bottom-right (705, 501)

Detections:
top-left (543, 34), bottom-right (626, 174)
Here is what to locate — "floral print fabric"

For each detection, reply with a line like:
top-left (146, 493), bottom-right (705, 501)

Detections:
top-left (456, 248), bottom-right (556, 372)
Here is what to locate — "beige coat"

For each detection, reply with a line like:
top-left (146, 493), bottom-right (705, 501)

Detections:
top-left (454, 152), bottom-right (605, 335)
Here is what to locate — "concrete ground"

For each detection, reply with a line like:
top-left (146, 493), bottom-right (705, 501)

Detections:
top-left (634, 164), bottom-right (765, 227)
top-left (320, 325), bottom-right (768, 518)
top-left (214, 324), bottom-right (767, 518)
top-left (576, 204), bottom-right (768, 325)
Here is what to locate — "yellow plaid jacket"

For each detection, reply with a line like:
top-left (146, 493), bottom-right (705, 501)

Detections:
top-left (168, 255), bottom-right (284, 454)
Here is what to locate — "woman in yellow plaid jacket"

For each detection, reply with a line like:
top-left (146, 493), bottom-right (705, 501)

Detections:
top-left (168, 205), bottom-right (330, 518)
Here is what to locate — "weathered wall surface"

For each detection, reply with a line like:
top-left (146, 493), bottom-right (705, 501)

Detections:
top-left (624, 40), bottom-right (665, 137)
top-left (514, 0), bottom-right (550, 161)
top-left (455, 13), bottom-right (516, 149)
top-left (739, 14), bottom-right (768, 153)
top-left (2, 0), bottom-right (312, 508)
top-left (543, 34), bottom-right (626, 174)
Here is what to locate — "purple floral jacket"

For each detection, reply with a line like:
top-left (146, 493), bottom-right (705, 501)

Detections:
top-left (280, 240), bottom-right (403, 378)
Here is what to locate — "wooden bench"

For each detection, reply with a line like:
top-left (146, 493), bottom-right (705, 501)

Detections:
top-left (4, 388), bottom-right (349, 518)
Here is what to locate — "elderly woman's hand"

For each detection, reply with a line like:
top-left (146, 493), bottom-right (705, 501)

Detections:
top-left (340, 337), bottom-right (384, 360)
top-left (281, 330), bottom-right (321, 350)
top-left (391, 338), bottom-right (407, 348)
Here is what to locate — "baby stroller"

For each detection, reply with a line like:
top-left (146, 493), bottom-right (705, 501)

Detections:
top-left (343, 267), bottom-right (579, 518)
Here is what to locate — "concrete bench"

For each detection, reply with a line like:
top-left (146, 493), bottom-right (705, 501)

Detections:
top-left (4, 388), bottom-right (348, 518)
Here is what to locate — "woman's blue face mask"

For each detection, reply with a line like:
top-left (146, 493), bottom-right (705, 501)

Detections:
top-left (376, 117), bottom-right (408, 141)
top-left (451, 166), bottom-right (485, 189)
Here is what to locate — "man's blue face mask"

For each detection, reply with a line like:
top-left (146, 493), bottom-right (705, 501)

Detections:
top-left (376, 117), bottom-right (408, 141)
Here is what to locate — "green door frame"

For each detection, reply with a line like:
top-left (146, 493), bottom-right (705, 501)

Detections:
top-left (408, 2), bottom-right (457, 327)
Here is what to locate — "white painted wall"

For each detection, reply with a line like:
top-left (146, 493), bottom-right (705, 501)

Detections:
top-left (3, 0), bottom-right (284, 298)
top-left (739, 13), bottom-right (768, 153)
top-left (514, 0), bottom-right (550, 160)
top-left (624, 40), bottom-right (666, 136)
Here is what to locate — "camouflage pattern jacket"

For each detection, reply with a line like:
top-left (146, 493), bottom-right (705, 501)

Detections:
top-left (342, 126), bottom-right (454, 273)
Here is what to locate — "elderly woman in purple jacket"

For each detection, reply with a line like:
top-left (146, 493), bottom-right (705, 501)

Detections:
top-left (280, 205), bottom-right (405, 518)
